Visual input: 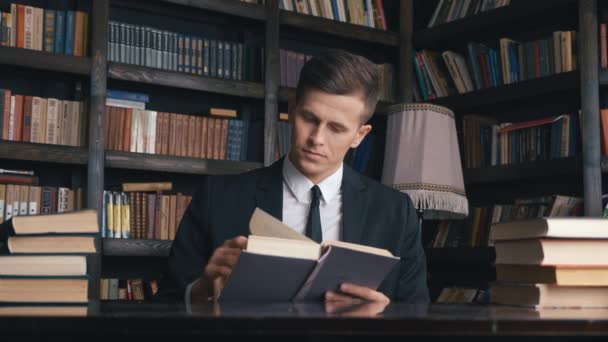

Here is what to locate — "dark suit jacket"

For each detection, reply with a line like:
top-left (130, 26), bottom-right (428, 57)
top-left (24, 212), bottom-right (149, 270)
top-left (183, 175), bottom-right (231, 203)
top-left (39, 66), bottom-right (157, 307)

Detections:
top-left (158, 159), bottom-right (429, 303)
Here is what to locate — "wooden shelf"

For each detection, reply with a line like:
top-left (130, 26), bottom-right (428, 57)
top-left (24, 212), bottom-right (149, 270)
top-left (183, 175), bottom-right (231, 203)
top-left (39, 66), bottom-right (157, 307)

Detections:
top-left (413, 0), bottom-right (576, 49)
top-left (108, 63), bottom-right (265, 99)
top-left (158, 0), bottom-right (266, 21)
top-left (103, 238), bottom-right (172, 257)
top-left (464, 157), bottom-right (581, 185)
top-left (279, 10), bottom-right (399, 47)
top-left (427, 71), bottom-right (580, 113)
top-left (425, 247), bottom-right (495, 266)
top-left (0, 141), bottom-right (88, 165)
top-left (105, 150), bottom-right (263, 175)
top-left (278, 87), bottom-right (394, 116)
top-left (0, 46), bottom-right (91, 75)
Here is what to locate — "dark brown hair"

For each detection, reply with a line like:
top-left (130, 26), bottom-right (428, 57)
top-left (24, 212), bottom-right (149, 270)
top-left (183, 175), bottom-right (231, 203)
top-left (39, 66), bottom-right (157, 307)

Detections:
top-left (295, 49), bottom-right (380, 124)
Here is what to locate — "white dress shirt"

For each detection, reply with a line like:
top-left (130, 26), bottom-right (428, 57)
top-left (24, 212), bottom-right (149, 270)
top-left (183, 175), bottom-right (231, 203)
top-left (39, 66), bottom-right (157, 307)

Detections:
top-left (282, 156), bottom-right (343, 242)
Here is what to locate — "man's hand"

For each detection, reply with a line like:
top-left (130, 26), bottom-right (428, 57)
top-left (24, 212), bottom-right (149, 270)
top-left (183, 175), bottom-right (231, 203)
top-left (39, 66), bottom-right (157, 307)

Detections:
top-left (324, 300), bottom-right (388, 317)
top-left (325, 283), bottom-right (390, 304)
top-left (201, 236), bottom-right (247, 298)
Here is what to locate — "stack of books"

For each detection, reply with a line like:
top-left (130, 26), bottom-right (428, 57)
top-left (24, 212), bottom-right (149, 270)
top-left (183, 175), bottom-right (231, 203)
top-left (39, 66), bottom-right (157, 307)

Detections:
top-left (0, 210), bottom-right (97, 311)
top-left (489, 217), bottom-right (608, 308)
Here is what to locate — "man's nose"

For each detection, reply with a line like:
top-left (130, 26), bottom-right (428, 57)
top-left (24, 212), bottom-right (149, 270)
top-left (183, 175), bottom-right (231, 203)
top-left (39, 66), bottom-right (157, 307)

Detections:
top-left (308, 125), bottom-right (325, 145)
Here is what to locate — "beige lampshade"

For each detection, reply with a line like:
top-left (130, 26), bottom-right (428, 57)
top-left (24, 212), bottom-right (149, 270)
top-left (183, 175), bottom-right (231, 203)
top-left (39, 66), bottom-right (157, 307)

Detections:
top-left (382, 103), bottom-right (468, 219)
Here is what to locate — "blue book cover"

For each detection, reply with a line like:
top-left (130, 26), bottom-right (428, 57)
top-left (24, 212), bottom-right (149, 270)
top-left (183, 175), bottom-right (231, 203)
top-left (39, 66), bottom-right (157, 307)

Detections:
top-left (412, 52), bottom-right (428, 101)
top-left (54, 11), bottom-right (65, 54)
top-left (106, 89), bottom-right (150, 103)
top-left (466, 42), bottom-right (483, 90)
top-left (330, 0), bottom-right (339, 21)
top-left (64, 11), bottom-right (75, 56)
top-left (210, 39), bottom-right (217, 78)
top-left (241, 120), bottom-right (250, 161)
top-left (539, 40), bottom-right (547, 77)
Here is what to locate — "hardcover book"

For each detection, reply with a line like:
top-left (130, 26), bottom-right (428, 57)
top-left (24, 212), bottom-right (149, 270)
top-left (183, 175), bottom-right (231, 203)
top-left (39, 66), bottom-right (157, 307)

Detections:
top-left (219, 208), bottom-right (399, 301)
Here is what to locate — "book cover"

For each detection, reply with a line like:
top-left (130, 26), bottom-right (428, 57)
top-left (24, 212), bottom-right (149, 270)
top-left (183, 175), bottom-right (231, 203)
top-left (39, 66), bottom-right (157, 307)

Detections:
top-left (219, 208), bottom-right (399, 302)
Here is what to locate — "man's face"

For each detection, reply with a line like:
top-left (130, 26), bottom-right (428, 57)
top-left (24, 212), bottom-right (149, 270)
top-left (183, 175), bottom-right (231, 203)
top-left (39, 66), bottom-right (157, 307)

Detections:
top-left (288, 89), bottom-right (372, 184)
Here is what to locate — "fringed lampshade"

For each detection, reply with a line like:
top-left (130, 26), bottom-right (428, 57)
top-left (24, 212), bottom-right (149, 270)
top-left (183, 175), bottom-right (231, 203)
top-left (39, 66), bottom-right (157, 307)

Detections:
top-left (382, 103), bottom-right (468, 219)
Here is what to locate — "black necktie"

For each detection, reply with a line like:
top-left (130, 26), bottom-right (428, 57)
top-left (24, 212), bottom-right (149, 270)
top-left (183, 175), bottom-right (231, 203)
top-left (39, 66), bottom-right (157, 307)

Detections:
top-left (306, 185), bottom-right (322, 243)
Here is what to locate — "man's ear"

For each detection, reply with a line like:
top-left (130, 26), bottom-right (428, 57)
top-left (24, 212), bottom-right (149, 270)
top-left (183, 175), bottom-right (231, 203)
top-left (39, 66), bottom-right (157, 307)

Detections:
top-left (350, 124), bottom-right (372, 149)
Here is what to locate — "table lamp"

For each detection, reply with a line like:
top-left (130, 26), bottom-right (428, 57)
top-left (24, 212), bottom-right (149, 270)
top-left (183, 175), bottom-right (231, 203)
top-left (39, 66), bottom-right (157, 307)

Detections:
top-left (381, 103), bottom-right (468, 220)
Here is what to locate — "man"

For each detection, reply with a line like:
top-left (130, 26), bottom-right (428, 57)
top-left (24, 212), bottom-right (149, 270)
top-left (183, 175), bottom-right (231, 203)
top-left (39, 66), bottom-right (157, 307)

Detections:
top-left (158, 49), bottom-right (429, 304)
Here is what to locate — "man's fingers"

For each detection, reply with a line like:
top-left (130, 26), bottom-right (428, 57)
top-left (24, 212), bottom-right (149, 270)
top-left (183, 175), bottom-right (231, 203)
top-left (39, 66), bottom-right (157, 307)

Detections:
top-left (224, 236), bottom-right (248, 249)
top-left (210, 253), bottom-right (240, 268)
top-left (205, 264), bottom-right (232, 278)
top-left (325, 291), bottom-right (361, 303)
top-left (340, 283), bottom-right (389, 303)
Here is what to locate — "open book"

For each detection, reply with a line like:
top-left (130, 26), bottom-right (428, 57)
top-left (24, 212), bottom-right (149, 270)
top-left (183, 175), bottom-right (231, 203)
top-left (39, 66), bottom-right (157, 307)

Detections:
top-left (219, 208), bottom-right (400, 301)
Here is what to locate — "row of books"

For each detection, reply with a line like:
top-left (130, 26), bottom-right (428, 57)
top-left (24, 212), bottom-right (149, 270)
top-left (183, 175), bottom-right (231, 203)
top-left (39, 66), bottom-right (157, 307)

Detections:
top-left (0, 89), bottom-right (87, 146)
top-left (280, 49), bottom-right (312, 88)
top-left (414, 31), bottom-right (577, 99)
top-left (429, 194), bottom-right (583, 248)
top-left (598, 108), bottom-right (608, 157)
top-left (427, 0), bottom-right (511, 28)
top-left (0, 210), bottom-right (98, 305)
top-left (279, 0), bottom-right (387, 30)
top-left (100, 278), bottom-right (159, 301)
top-left (461, 113), bottom-right (579, 169)
top-left (108, 21), bottom-right (262, 82)
top-left (104, 106), bottom-right (249, 161)
top-left (279, 48), bottom-right (395, 102)
top-left (489, 216), bottom-right (608, 307)
top-left (0, 183), bottom-right (84, 224)
top-left (102, 188), bottom-right (192, 241)
top-left (0, 4), bottom-right (88, 56)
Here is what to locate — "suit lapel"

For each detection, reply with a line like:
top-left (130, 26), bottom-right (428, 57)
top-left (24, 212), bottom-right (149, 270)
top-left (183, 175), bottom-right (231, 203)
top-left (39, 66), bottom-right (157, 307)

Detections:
top-left (341, 164), bottom-right (366, 244)
top-left (255, 159), bottom-right (284, 221)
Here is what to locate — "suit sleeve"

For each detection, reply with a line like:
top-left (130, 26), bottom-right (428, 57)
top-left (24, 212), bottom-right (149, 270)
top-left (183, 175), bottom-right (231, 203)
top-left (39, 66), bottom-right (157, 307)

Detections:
top-left (155, 177), bottom-right (214, 299)
top-left (394, 195), bottom-right (430, 303)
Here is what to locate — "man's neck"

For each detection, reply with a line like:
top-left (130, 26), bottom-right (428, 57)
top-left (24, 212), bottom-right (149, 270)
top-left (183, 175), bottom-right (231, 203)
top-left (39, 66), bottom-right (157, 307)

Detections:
top-left (286, 153), bottom-right (341, 185)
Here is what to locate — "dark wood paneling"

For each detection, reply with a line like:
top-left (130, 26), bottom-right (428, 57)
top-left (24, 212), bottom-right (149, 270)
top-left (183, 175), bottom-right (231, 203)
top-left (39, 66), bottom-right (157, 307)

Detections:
top-left (279, 10), bottom-right (399, 47)
top-left (0, 141), bottom-right (88, 165)
top-left (264, 0), bottom-right (280, 166)
top-left (159, 0), bottom-right (266, 20)
top-left (88, 0), bottom-right (110, 302)
top-left (108, 63), bottom-right (265, 99)
top-left (0, 46), bottom-right (91, 75)
top-left (429, 71), bottom-right (580, 113)
top-left (398, 0), bottom-right (413, 103)
top-left (579, 0), bottom-right (602, 216)
top-left (414, 0), bottom-right (576, 49)
top-left (103, 239), bottom-right (172, 257)
top-left (105, 150), bottom-right (263, 175)
top-left (464, 158), bottom-right (582, 185)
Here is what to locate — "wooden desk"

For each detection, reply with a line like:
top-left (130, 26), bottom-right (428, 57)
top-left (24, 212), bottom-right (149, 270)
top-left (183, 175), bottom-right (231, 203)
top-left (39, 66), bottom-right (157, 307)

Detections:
top-left (2, 301), bottom-right (608, 340)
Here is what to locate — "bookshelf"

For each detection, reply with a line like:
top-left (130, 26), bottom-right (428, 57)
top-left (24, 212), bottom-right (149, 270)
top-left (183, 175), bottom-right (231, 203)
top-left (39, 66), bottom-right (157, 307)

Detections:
top-left (0, 0), bottom-right (408, 300)
top-left (415, 0), bottom-right (603, 301)
top-left (0, 46), bottom-right (92, 75)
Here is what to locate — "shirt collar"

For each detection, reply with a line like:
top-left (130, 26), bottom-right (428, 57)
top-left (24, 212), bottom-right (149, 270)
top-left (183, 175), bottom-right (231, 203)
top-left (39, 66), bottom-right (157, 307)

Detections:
top-left (282, 155), bottom-right (343, 205)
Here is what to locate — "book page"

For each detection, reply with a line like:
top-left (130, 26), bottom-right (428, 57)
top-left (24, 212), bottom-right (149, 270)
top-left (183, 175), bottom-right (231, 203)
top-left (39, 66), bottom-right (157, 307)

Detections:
top-left (249, 207), bottom-right (315, 242)
top-left (247, 235), bottom-right (319, 260)
top-left (322, 240), bottom-right (393, 257)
